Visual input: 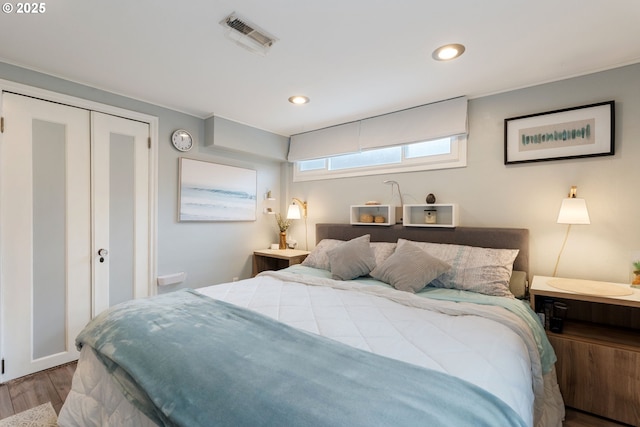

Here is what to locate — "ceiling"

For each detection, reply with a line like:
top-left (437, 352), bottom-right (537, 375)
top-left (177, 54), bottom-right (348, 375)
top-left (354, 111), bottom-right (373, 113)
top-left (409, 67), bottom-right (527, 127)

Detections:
top-left (1, 1), bottom-right (639, 137)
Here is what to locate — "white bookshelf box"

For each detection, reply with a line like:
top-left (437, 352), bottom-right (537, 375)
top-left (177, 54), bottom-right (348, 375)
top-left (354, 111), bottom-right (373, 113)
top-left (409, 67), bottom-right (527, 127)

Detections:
top-left (350, 205), bottom-right (395, 226)
top-left (402, 204), bottom-right (458, 227)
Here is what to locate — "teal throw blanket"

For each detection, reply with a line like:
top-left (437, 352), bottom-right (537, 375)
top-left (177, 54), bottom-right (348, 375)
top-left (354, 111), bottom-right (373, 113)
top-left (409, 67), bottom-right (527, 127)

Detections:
top-left (77, 289), bottom-right (527, 427)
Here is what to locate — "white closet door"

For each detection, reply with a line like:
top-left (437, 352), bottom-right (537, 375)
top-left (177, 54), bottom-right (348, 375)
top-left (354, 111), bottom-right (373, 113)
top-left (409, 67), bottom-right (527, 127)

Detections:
top-left (0, 93), bottom-right (91, 381)
top-left (0, 96), bottom-right (153, 382)
top-left (92, 112), bottom-right (150, 315)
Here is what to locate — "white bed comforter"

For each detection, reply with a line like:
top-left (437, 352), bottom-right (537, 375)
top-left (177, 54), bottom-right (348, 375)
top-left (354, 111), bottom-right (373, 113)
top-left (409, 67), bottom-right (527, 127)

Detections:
top-left (59, 269), bottom-right (564, 427)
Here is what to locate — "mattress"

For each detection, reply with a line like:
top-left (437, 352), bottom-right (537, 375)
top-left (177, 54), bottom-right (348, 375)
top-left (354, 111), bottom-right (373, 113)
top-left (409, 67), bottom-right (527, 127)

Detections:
top-left (59, 266), bottom-right (564, 426)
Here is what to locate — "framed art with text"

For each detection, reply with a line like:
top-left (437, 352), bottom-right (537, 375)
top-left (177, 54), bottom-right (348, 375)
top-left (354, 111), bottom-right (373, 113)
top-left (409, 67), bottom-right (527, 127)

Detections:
top-left (504, 101), bottom-right (614, 165)
top-left (179, 158), bottom-right (257, 221)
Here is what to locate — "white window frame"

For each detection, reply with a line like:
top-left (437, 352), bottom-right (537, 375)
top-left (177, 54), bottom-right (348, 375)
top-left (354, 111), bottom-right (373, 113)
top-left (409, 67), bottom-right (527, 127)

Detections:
top-left (292, 136), bottom-right (467, 182)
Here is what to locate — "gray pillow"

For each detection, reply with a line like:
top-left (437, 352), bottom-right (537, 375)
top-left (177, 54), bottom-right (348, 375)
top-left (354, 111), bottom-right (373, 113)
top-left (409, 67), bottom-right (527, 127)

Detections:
top-left (370, 241), bottom-right (451, 293)
top-left (327, 235), bottom-right (376, 280)
top-left (303, 239), bottom-right (396, 271)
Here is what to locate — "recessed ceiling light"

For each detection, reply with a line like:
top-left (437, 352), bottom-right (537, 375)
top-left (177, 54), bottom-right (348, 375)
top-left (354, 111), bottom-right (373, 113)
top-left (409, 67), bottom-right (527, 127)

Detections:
top-left (288, 95), bottom-right (310, 105)
top-left (432, 44), bottom-right (466, 61)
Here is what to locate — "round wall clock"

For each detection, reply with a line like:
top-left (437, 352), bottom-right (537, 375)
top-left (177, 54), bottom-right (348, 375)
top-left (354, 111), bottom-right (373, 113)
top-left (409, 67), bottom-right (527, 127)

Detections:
top-left (171, 129), bottom-right (194, 152)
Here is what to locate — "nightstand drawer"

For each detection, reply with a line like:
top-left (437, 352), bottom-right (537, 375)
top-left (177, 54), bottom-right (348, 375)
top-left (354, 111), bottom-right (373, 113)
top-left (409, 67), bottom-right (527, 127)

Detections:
top-left (549, 333), bottom-right (640, 426)
top-left (530, 275), bottom-right (640, 426)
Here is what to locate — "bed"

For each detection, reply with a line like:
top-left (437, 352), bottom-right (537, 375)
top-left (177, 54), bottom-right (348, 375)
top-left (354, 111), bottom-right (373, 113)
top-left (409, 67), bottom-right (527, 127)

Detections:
top-left (58, 224), bottom-right (565, 427)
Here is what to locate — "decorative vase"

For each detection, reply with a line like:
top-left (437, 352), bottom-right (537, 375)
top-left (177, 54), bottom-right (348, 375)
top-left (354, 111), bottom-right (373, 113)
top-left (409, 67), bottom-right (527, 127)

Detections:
top-left (279, 231), bottom-right (287, 249)
top-left (632, 271), bottom-right (640, 288)
top-left (424, 209), bottom-right (437, 224)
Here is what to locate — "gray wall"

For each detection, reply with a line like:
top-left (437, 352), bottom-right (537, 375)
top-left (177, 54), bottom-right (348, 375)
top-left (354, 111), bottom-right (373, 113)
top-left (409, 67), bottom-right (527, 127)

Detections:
top-left (287, 63), bottom-right (640, 284)
top-left (0, 62), bottom-right (287, 290)
top-left (3, 60), bottom-right (639, 288)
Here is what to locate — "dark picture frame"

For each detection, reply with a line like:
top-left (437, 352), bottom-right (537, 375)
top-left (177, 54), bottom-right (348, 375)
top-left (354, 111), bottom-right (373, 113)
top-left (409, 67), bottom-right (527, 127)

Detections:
top-left (504, 101), bottom-right (614, 165)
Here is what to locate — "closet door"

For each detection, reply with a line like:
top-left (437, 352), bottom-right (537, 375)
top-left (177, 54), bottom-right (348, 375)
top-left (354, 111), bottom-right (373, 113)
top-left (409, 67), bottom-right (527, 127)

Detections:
top-left (0, 93), bottom-right (92, 381)
top-left (0, 96), bottom-right (153, 382)
top-left (91, 112), bottom-right (150, 315)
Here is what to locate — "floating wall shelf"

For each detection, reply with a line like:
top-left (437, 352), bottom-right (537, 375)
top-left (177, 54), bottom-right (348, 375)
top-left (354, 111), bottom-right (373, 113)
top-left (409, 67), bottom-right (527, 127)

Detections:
top-left (350, 205), bottom-right (395, 226)
top-left (402, 204), bottom-right (458, 228)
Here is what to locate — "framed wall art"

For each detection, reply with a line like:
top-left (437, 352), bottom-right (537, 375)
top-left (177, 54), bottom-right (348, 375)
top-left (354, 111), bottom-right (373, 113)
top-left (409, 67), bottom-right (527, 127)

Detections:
top-left (179, 158), bottom-right (257, 221)
top-left (504, 101), bottom-right (614, 164)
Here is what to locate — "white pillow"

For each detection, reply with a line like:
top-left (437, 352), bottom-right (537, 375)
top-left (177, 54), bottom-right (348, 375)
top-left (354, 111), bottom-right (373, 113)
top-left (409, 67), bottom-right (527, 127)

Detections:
top-left (370, 242), bottom-right (397, 266)
top-left (397, 239), bottom-right (518, 298)
top-left (301, 239), bottom-right (343, 270)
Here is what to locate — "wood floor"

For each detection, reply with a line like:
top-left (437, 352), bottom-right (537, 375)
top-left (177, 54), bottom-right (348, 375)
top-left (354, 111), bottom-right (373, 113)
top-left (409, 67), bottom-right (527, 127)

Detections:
top-left (0, 362), bottom-right (632, 426)
top-left (0, 362), bottom-right (76, 420)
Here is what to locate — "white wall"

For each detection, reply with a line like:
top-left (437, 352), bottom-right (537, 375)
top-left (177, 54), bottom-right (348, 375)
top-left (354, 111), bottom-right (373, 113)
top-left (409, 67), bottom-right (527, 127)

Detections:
top-left (287, 63), bottom-right (640, 283)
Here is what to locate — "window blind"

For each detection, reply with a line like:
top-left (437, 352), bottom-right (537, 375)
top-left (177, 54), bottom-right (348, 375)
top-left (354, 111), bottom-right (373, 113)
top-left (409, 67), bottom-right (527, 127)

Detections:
top-left (287, 122), bottom-right (360, 162)
top-left (359, 97), bottom-right (468, 150)
top-left (287, 96), bottom-right (467, 162)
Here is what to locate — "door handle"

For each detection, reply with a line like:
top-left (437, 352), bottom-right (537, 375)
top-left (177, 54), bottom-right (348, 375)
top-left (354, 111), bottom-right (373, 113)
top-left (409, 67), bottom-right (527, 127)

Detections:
top-left (98, 248), bottom-right (108, 263)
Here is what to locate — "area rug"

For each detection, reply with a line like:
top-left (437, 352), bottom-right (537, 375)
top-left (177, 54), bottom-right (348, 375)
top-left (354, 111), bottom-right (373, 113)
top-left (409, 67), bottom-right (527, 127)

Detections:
top-left (0, 402), bottom-right (57, 427)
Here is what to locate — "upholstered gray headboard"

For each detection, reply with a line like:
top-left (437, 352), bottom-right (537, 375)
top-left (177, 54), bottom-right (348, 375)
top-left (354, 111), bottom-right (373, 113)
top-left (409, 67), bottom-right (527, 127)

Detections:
top-left (315, 223), bottom-right (529, 278)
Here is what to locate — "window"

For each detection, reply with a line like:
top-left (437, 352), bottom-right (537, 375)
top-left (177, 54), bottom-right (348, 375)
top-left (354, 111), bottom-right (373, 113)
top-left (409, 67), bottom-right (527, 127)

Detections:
top-left (297, 158), bottom-right (325, 171)
top-left (293, 136), bottom-right (466, 182)
top-left (330, 146), bottom-right (401, 170)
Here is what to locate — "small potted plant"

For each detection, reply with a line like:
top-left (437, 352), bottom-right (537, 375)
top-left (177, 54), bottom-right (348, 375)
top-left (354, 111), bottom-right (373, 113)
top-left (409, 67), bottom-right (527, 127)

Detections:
top-left (632, 261), bottom-right (640, 288)
top-left (275, 213), bottom-right (291, 249)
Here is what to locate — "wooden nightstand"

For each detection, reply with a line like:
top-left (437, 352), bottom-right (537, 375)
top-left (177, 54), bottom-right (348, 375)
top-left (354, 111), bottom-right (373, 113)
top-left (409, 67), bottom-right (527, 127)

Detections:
top-left (530, 276), bottom-right (640, 426)
top-left (252, 249), bottom-right (310, 277)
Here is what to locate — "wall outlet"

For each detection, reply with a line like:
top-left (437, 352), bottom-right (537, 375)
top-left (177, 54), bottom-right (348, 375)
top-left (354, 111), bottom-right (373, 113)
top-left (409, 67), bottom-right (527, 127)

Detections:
top-left (157, 272), bottom-right (186, 286)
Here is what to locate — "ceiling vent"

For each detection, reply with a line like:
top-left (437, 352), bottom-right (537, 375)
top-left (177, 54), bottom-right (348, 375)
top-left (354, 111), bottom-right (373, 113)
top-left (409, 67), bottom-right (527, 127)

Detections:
top-left (219, 13), bottom-right (278, 56)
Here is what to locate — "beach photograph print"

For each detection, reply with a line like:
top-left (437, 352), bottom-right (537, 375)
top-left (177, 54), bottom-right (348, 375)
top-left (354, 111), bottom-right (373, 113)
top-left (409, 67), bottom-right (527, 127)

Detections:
top-left (179, 158), bottom-right (257, 221)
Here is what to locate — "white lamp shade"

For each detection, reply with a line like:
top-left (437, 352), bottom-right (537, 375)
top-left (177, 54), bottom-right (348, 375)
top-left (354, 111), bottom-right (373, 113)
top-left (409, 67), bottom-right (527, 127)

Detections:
top-left (287, 204), bottom-right (301, 220)
top-left (557, 198), bottom-right (590, 224)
